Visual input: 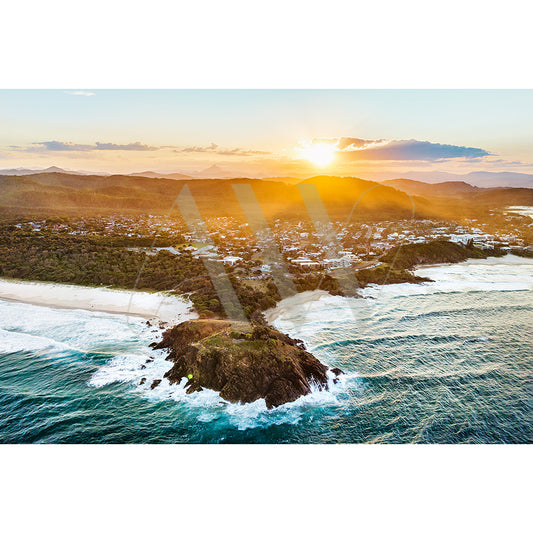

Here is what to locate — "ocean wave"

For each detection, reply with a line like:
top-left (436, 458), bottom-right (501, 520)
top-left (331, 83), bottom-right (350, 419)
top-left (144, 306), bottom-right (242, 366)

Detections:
top-left (0, 328), bottom-right (79, 355)
top-left (145, 370), bottom-right (356, 431)
top-left (312, 332), bottom-right (467, 351)
top-left (0, 299), bottom-right (161, 354)
top-left (90, 345), bottom-right (358, 430)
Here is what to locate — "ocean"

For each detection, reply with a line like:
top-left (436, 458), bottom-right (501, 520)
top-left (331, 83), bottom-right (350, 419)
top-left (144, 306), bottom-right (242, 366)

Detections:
top-left (1, 254), bottom-right (532, 443)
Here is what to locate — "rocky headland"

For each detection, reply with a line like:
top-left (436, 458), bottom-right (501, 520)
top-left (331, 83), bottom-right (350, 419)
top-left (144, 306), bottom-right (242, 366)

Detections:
top-left (153, 318), bottom-right (343, 408)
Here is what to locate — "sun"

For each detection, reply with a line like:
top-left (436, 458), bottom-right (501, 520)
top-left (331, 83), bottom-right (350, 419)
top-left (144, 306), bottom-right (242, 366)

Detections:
top-left (300, 142), bottom-right (336, 167)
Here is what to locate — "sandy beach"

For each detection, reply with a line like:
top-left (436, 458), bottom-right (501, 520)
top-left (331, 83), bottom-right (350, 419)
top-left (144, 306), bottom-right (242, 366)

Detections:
top-left (0, 278), bottom-right (198, 324)
top-left (264, 290), bottom-right (334, 323)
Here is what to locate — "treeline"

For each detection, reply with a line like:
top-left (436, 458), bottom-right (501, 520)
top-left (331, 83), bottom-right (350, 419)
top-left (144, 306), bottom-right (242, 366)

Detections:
top-left (0, 230), bottom-right (199, 290)
top-left (0, 227), bottom-right (281, 318)
top-left (380, 239), bottom-right (505, 270)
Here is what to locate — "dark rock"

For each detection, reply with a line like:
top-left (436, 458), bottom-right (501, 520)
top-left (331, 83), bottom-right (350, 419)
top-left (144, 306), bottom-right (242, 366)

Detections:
top-left (148, 342), bottom-right (158, 348)
top-left (156, 319), bottom-right (337, 409)
top-left (140, 378), bottom-right (146, 385)
top-left (151, 379), bottom-right (161, 389)
top-left (185, 381), bottom-right (204, 394)
top-left (331, 367), bottom-right (345, 384)
top-left (140, 364), bottom-right (146, 370)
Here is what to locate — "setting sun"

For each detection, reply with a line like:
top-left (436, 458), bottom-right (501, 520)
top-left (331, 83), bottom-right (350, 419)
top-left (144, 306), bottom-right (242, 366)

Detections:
top-left (300, 142), bottom-right (337, 167)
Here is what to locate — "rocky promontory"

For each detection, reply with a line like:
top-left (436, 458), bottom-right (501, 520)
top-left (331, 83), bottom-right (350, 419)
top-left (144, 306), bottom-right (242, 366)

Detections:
top-left (153, 319), bottom-right (341, 408)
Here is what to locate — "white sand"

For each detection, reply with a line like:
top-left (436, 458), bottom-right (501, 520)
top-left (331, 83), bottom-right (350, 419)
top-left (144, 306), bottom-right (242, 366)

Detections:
top-left (264, 290), bottom-right (332, 323)
top-left (0, 278), bottom-right (198, 324)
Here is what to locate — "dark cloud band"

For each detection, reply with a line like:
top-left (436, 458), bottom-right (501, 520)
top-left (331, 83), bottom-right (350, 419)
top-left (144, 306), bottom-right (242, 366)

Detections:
top-left (309, 137), bottom-right (491, 161)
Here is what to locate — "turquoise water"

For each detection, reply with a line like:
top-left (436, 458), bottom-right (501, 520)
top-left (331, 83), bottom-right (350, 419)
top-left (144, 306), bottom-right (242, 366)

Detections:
top-left (1, 256), bottom-right (532, 443)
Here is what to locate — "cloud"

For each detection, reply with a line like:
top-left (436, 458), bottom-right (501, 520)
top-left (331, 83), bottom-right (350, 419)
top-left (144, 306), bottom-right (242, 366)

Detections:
top-left (31, 141), bottom-right (93, 151)
top-left (64, 90), bottom-right (95, 97)
top-left (304, 137), bottom-right (491, 161)
top-left (216, 148), bottom-right (271, 156)
top-left (174, 143), bottom-right (270, 156)
top-left (26, 141), bottom-right (159, 152)
top-left (12, 140), bottom-right (270, 157)
top-left (95, 142), bottom-right (158, 151)
top-left (176, 142), bottom-right (220, 153)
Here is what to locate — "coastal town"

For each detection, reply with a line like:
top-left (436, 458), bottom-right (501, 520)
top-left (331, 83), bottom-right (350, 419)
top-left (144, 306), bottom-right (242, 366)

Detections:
top-left (10, 206), bottom-right (533, 280)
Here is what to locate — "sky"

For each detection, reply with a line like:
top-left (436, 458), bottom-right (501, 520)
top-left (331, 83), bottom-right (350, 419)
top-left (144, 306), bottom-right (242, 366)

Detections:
top-left (1, 89), bottom-right (532, 178)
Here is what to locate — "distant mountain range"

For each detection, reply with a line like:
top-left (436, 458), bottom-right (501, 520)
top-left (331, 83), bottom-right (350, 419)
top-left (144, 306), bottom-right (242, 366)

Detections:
top-left (384, 179), bottom-right (480, 197)
top-left (1, 166), bottom-right (533, 188)
top-left (381, 178), bottom-right (533, 209)
top-left (0, 164), bottom-right (253, 180)
top-left (128, 170), bottom-right (193, 180)
top-left (381, 171), bottom-right (533, 188)
top-left (0, 166), bottom-right (112, 177)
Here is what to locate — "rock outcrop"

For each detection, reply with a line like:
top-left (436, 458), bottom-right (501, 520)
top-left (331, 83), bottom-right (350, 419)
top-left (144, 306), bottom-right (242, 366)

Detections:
top-left (154, 319), bottom-right (339, 408)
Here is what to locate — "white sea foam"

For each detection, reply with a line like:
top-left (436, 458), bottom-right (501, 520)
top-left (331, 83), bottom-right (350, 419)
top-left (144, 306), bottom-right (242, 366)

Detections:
top-left (141, 369), bottom-right (354, 430)
top-left (0, 299), bottom-right (164, 353)
top-left (360, 254), bottom-right (533, 299)
top-left (0, 328), bottom-right (75, 355)
top-left (264, 290), bottom-right (360, 332)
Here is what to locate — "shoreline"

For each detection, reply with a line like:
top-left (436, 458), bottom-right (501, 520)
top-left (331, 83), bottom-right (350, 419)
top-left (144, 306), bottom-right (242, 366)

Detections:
top-left (0, 278), bottom-right (197, 324)
top-left (2, 254), bottom-right (531, 327)
top-left (266, 254), bottom-right (533, 324)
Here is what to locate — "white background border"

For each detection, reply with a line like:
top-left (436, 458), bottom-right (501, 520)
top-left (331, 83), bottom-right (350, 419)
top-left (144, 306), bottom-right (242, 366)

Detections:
top-left (2, 0), bottom-right (533, 88)
top-left (1, 1), bottom-right (531, 531)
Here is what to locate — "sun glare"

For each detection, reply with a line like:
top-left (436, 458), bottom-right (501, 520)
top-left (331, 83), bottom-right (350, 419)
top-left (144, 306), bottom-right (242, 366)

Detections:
top-left (300, 142), bottom-right (336, 167)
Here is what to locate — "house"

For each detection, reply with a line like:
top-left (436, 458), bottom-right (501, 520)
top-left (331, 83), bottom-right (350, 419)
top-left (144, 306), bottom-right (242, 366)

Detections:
top-left (222, 256), bottom-right (242, 266)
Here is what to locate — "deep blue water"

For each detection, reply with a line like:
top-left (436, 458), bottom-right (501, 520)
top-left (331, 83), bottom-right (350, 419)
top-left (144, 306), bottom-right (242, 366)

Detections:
top-left (1, 256), bottom-right (532, 443)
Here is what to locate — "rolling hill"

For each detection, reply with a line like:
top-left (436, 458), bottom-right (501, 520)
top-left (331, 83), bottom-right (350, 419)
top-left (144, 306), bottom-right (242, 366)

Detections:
top-left (383, 171), bottom-right (533, 188)
top-left (0, 172), bottom-right (531, 221)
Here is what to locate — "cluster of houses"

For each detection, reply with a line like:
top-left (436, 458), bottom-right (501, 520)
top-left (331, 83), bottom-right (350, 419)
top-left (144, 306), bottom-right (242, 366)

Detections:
top-left (13, 208), bottom-right (532, 275)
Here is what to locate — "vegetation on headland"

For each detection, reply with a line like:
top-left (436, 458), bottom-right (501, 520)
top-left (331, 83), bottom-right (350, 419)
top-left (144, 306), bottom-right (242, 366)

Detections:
top-left (380, 239), bottom-right (506, 270)
top-left (511, 248), bottom-right (533, 259)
